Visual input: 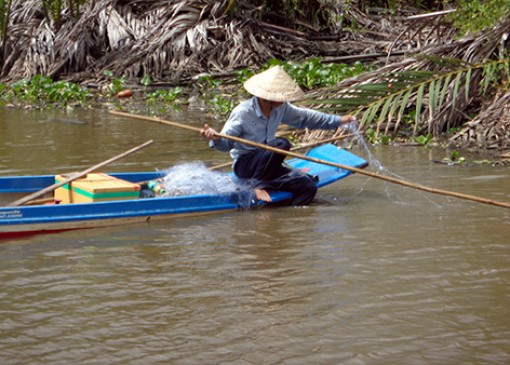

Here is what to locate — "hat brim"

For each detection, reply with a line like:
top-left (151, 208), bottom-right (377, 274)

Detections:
top-left (243, 66), bottom-right (305, 102)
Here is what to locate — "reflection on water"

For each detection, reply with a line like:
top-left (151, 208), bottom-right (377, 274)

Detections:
top-left (1, 109), bottom-right (510, 364)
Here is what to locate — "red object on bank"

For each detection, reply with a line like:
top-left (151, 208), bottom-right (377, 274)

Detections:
top-left (116, 90), bottom-right (133, 98)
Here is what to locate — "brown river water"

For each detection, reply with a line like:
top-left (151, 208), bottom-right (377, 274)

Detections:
top-left (0, 107), bottom-right (509, 364)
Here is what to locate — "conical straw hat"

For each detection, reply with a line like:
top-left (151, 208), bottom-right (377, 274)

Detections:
top-left (243, 65), bottom-right (305, 102)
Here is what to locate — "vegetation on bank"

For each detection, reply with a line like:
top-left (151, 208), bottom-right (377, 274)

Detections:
top-left (0, 0), bottom-right (509, 152)
top-left (0, 58), bottom-right (369, 112)
top-left (448, 0), bottom-right (510, 34)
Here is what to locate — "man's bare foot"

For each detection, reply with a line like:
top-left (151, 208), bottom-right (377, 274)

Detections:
top-left (254, 189), bottom-right (272, 202)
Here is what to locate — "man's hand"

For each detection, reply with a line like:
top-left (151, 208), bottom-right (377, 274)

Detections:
top-left (341, 115), bottom-right (357, 124)
top-left (200, 123), bottom-right (219, 141)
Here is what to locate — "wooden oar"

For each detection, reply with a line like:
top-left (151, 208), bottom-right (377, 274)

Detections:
top-left (109, 110), bottom-right (510, 209)
top-left (7, 140), bottom-right (154, 207)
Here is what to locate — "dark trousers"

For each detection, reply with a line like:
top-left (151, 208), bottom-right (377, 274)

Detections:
top-left (234, 138), bottom-right (318, 205)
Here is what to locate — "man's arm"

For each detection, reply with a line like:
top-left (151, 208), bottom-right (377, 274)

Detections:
top-left (283, 103), bottom-right (356, 130)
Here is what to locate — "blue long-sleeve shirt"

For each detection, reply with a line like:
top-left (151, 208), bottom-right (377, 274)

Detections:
top-left (211, 97), bottom-right (341, 162)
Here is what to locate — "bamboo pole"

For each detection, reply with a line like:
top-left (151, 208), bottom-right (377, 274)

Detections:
top-left (7, 140), bottom-right (154, 207)
top-left (208, 133), bottom-right (354, 171)
top-left (109, 110), bottom-right (510, 210)
top-left (292, 133), bottom-right (355, 150)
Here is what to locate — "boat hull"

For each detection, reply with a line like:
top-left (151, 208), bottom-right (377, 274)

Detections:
top-left (0, 209), bottom-right (236, 238)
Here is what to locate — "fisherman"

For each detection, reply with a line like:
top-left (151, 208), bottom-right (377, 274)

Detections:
top-left (200, 65), bottom-right (356, 205)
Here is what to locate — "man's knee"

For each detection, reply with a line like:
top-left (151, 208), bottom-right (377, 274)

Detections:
top-left (290, 176), bottom-right (317, 205)
top-left (270, 137), bottom-right (292, 151)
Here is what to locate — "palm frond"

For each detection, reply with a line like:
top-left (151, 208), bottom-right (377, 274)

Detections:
top-left (302, 15), bottom-right (510, 141)
top-left (305, 56), bottom-right (510, 136)
top-left (305, 58), bottom-right (510, 139)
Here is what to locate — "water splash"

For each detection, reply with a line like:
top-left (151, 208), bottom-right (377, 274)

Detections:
top-left (343, 122), bottom-right (441, 207)
top-left (344, 122), bottom-right (384, 172)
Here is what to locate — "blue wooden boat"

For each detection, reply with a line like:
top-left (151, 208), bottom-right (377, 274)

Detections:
top-left (0, 144), bottom-right (367, 238)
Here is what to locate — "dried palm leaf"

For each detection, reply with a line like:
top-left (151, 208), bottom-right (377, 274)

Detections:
top-left (451, 89), bottom-right (510, 150)
top-left (3, 0), bottom-right (443, 84)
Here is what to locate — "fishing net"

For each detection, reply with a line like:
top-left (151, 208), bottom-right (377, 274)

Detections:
top-left (147, 162), bottom-right (256, 209)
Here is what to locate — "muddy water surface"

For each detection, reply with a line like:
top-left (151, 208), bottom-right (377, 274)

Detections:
top-left (1, 108), bottom-right (509, 364)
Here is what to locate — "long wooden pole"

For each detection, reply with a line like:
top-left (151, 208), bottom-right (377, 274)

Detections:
top-left (7, 139), bottom-right (154, 207)
top-left (208, 133), bottom-right (354, 171)
top-left (110, 110), bottom-right (510, 209)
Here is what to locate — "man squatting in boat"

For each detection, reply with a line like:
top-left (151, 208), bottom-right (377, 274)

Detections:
top-left (200, 65), bottom-right (356, 206)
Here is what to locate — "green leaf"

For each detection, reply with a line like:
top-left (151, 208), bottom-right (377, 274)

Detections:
top-left (356, 83), bottom-right (394, 95)
top-left (414, 83), bottom-right (425, 132)
top-left (361, 99), bottom-right (384, 126)
top-left (377, 95), bottom-right (394, 131)
top-left (438, 74), bottom-right (451, 109)
top-left (464, 68), bottom-right (472, 101)
top-left (452, 71), bottom-right (464, 109)
top-left (394, 88), bottom-right (412, 131)
top-left (428, 79), bottom-right (437, 115)
top-left (385, 92), bottom-right (401, 134)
